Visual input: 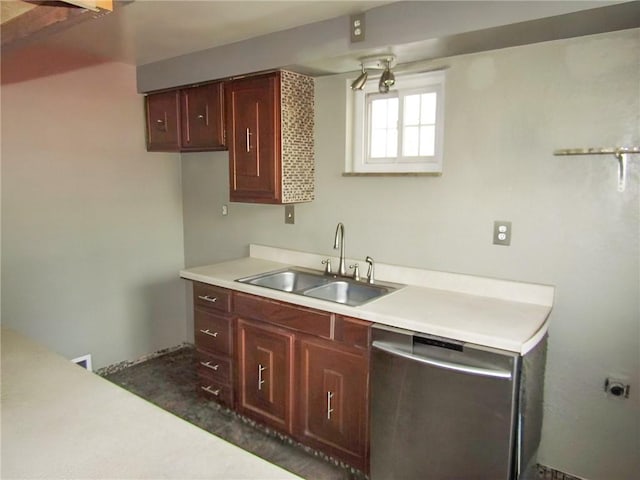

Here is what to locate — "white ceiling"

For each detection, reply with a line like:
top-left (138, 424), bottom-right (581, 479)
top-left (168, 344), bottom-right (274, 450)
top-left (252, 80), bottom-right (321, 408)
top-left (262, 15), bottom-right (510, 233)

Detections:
top-left (7, 0), bottom-right (638, 86)
top-left (46, 0), bottom-right (392, 66)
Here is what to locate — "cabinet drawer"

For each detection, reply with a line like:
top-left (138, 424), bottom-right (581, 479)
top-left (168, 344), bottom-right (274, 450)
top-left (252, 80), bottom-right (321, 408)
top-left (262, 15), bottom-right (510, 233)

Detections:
top-left (194, 282), bottom-right (232, 313)
top-left (198, 374), bottom-right (233, 408)
top-left (196, 350), bottom-right (232, 384)
top-left (234, 292), bottom-right (333, 339)
top-left (334, 316), bottom-right (372, 351)
top-left (195, 310), bottom-right (233, 355)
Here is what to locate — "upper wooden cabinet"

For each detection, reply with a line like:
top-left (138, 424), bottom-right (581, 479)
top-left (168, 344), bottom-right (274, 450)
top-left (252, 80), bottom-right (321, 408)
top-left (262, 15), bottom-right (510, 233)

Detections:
top-left (226, 71), bottom-right (314, 204)
top-left (145, 90), bottom-right (180, 152)
top-left (145, 82), bottom-right (225, 152)
top-left (180, 82), bottom-right (225, 151)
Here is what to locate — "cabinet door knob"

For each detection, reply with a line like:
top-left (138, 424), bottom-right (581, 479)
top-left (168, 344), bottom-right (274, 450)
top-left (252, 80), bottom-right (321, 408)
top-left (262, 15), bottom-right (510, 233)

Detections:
top-left (155, 112), bottom-right (168, 132)
top-left (198, 104), bottom-right (209, 125)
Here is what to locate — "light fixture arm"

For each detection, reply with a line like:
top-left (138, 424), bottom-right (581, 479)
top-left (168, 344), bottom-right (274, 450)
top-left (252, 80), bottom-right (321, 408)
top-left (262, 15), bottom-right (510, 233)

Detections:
top-left (351, 55), bottom-right (396, 92)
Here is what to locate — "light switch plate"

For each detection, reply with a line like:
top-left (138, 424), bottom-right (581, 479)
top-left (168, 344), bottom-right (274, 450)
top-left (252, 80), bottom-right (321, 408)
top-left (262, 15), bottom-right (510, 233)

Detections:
top-left (285, 205), bottom-right (295, 224)
top-left (493, 221), bottom-right (511, 246)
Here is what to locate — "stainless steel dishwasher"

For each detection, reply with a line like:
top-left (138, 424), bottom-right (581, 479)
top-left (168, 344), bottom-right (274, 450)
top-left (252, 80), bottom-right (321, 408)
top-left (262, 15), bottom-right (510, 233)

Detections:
top-left (370, 324), bottom-right (546, 480)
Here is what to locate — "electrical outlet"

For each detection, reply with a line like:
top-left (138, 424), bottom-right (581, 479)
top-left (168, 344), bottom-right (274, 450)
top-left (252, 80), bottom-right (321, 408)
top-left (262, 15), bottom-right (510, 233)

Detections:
top-left (285, 205), bottom-right (295, 224)
top-left (221, 204), bottom-right (228, 216)
top-left (350, 13), bottom-right (365, 42)
top-left (493, 221), bottom-right (511, 246)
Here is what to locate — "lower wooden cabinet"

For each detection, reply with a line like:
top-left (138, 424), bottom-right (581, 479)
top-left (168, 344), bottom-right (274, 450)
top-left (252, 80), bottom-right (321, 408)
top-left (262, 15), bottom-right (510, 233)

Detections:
top-left (190, 284), bottom-right (371, 472)
top-left (297, 337), bottom-right (369, 472)
top-left (236, 318), bottom-right (295, 434)
top-left (193, 283), bottom-right (234, 408)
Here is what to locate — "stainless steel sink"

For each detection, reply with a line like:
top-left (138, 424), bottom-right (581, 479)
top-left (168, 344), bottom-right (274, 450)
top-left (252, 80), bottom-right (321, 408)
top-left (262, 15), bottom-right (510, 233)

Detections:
top-left (237, 268), bottom-right (329, 293)
top-left (237, 267), bottom-right (403, 306)
top-left (302, 280), bottom-right (394, 306)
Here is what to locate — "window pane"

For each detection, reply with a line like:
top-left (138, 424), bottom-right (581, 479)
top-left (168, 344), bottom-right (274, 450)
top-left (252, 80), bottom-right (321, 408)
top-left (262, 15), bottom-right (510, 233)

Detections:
top-left (369, 97), bottom-right (398, 159)
top-left (387, 98), bottom-right (399, 128)
top-left (387, 129), bottom-right (398, 157)
top-left (421, 93), bottom-right (437, 125)
top-left (370, 129), bottom-right (387, 158)
top-left (371, 99), bottom-right (387, 129)
top-left (404, 94), bottom-right (420, 125)
top-left (419, 125), bottom-right (435, 156)
top-left (403, 126), bottom-right (419, 157)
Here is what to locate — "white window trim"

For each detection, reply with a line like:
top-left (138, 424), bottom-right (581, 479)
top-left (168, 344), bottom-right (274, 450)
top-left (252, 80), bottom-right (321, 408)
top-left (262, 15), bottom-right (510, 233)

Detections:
top-left (347, 70), bottom-right (446, 174)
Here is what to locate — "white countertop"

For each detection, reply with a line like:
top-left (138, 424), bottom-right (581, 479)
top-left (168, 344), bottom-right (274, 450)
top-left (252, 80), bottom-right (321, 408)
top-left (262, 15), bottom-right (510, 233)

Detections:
top-left (181, 245), bottom-right (554, 354)
top-left (0, 327), bottom-right (301, 480)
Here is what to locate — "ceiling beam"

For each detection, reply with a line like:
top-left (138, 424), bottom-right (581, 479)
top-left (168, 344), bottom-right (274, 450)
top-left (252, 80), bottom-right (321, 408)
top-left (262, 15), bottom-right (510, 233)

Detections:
top-left (1, 1), bottom-right (112, 51)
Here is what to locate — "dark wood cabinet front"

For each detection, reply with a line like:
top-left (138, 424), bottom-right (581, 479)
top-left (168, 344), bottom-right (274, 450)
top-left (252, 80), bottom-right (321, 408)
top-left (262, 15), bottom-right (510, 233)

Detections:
top-left (297, 337), bottom-right (370, 472)
top-left (226, 73), bottom-right (281, 203)
top-left (145, 82), bottom-right (225, 152)
top-left (180, 82), bottom-right (225, 151)
top-left (193, 283), bottom-right (234, 408)
top-left (145, 90), bottom-right (180, 151)
top-left (236, 318), bottom-right (294, 434)
top-left (190, 283), bottom-right (370, 472)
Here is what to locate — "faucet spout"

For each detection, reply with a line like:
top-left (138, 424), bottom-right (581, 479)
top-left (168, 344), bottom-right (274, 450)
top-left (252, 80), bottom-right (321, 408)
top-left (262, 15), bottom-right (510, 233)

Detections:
top-left (333, 222), bottom-right (346, 276)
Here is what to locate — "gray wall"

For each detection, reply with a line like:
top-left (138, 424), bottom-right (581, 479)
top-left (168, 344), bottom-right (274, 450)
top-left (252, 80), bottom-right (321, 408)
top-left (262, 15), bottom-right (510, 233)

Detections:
top-left (1, 61), bottom-right (187, 369)
top-left (181, 30), bottom-right (639, 479)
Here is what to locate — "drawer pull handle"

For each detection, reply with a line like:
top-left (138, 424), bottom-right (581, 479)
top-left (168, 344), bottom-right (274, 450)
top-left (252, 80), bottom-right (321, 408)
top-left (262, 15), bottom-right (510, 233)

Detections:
top-left (199, 329), bottom-right (219, 338)
top-left (198, 295), bottom-right (218, 303)
top-left (200, 361), bottom-right (220, 371)
top-left (201, 385), bottom-right (220, 396)
top-left (327, 391), bottom-right (334, 420)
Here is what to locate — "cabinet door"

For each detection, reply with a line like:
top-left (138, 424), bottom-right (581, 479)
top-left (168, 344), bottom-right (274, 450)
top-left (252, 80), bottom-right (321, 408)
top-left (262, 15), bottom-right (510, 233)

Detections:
top-left (226, 73), bottom-right (281, 203)
top-left (180, 82), bottom-right (225, 151)
top-left (145, 90), bottom-right (180, 151)
top-left (236, 318), bottom-right (294, 434)
top-left (298, 338), bottom-right (369, 472)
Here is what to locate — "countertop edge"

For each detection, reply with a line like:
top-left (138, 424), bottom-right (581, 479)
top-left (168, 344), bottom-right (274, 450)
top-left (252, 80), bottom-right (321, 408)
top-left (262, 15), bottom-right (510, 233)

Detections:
top-left (180, 253), bottom-right (553, 355)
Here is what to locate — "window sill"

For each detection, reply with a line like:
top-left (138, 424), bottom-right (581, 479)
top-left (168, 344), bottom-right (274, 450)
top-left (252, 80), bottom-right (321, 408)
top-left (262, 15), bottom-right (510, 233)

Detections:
top-left (342, 171), bottom-right (442, 177)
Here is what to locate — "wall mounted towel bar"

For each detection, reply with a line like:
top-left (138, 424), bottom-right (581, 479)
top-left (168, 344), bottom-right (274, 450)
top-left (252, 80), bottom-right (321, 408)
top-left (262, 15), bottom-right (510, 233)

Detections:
top-left (553, 147), bottom-right (639, 192)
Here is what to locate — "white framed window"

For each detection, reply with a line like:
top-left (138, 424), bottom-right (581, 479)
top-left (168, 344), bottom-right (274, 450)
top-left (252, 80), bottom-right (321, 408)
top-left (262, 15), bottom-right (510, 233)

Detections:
top-left (348, 70), bottom-right (445, 174)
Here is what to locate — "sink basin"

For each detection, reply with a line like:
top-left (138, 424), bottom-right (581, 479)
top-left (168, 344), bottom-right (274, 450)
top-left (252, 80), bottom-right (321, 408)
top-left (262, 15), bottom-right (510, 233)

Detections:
top-left (237, 268), bottom-right (329, 293)
top-left (237, 267), bottom-right (403, 306)
top-left (302, 280), bottom-right (393, 307)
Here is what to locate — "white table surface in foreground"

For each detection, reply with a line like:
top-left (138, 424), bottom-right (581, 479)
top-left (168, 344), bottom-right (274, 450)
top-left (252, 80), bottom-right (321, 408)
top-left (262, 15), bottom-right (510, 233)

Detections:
top-left (0, 328), bottom-right (301, 480)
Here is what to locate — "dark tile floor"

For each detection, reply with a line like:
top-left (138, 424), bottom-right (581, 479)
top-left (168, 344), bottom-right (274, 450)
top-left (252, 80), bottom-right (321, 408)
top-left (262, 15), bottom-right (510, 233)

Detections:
top-left (102, 346), bottom-right (364, 480)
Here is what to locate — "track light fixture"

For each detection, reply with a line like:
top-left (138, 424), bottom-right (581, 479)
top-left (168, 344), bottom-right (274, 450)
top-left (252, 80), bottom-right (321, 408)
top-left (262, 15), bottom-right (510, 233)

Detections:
top-left (378, 58), bottom-right (395, 93)
top-left (350, 64), bottom-right (368, 90)
top-left (350, 55), bottom-right (396, 92)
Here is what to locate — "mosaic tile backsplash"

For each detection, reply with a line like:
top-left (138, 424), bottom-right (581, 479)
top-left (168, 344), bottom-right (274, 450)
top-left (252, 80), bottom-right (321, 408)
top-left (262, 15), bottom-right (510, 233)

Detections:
top-left (280, 70), bottom-right (314, 203)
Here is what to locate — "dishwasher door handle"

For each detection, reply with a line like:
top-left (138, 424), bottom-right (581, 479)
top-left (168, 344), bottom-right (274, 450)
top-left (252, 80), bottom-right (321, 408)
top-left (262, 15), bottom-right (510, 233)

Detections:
top-left (372, 340), bottom-right (512, 380)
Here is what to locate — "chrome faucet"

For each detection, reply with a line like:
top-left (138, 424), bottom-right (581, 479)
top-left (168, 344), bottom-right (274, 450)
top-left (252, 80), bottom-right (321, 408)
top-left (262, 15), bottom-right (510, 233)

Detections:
top-left (333, 222), bottom-right (347, 276)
